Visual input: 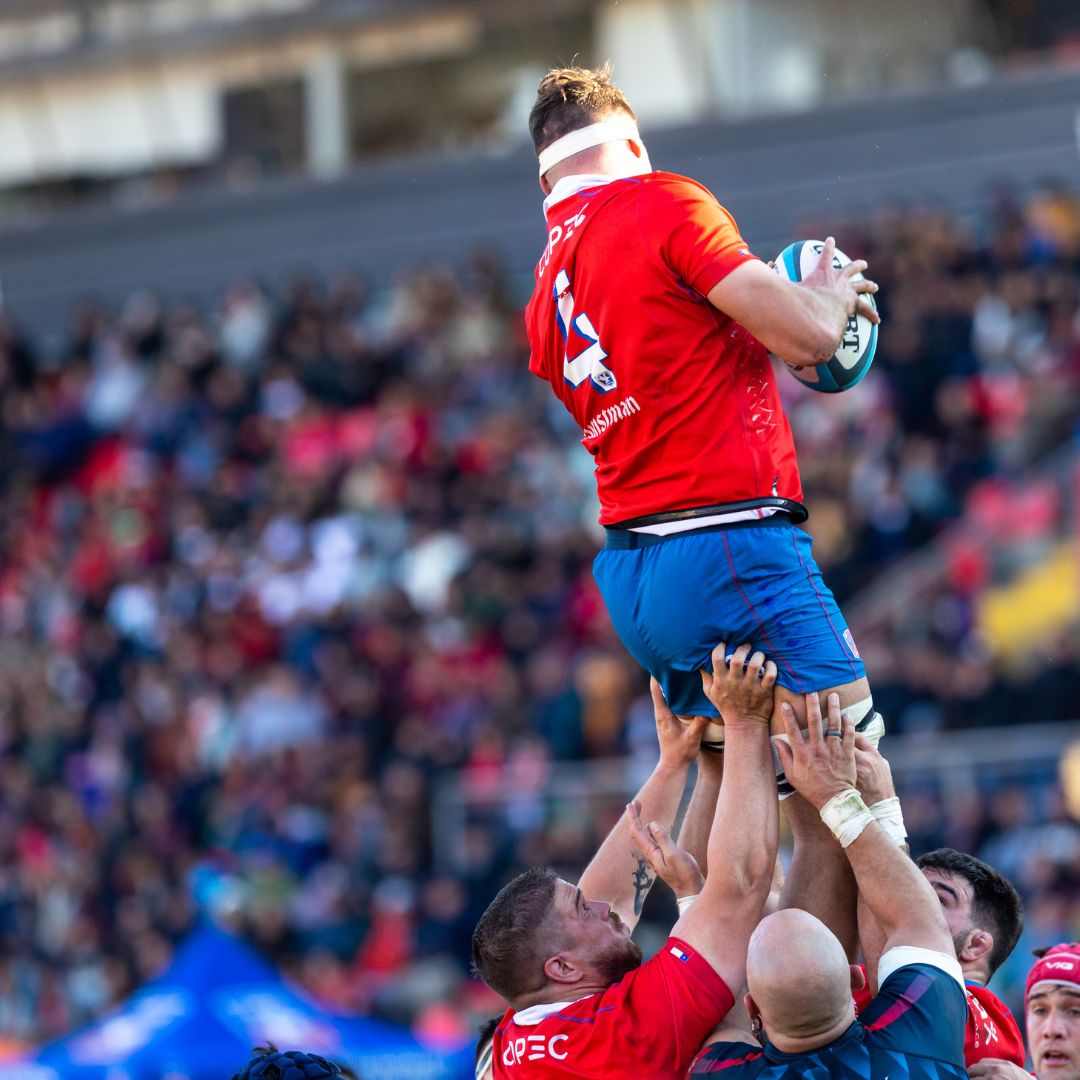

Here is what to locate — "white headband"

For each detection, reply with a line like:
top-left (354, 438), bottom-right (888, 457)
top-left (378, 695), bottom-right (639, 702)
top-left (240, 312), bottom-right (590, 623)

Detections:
top-left (537, 118), bottom-right (643, 177)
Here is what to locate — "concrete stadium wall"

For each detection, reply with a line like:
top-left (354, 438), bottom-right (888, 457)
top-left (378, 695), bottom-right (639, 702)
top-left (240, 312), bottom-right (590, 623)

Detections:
top-left (2, 65), bottom-right (1080, 333)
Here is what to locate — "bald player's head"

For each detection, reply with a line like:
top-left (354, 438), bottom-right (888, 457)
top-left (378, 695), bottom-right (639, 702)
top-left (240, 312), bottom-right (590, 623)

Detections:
top-left (746, 909), bottom-right (859, 1049)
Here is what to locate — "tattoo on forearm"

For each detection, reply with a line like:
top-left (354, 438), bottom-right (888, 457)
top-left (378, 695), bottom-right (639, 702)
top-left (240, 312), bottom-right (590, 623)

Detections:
top-left (632, 856), bottom-right (654, 916)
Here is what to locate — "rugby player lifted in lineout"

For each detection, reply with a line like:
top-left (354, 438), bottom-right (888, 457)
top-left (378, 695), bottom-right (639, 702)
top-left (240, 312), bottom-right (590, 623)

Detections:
top-left (525, 65), bottom-right (883, 782)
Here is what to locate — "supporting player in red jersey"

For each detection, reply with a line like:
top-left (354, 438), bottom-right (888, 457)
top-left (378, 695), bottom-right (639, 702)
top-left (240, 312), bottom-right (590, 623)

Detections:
top-left (852, 830), bottom-right (1025, 1065)
top-left (471, 645), bottom-right (779, 1079)
top-left (524, 65), bottom-right (883, 779)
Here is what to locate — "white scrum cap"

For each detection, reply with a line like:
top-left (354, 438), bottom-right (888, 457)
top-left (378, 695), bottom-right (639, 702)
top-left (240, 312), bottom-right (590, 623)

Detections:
top-left (537, 117), bottom-right (643, 178)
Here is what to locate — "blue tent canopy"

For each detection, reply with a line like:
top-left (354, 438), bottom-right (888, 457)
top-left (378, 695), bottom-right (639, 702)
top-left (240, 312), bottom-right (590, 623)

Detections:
top-left (12, 924), bottom-right (473, 1080)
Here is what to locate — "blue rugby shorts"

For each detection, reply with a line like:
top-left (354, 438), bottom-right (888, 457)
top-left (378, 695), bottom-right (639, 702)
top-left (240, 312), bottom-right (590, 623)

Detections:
top-left (593, 517), bottom-right (865, 717)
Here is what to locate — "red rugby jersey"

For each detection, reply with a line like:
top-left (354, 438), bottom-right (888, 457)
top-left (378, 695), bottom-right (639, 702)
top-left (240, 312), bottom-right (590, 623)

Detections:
top-left (525, 171), bottom-right (803, 526)
top-left (853, 967), bottom-right (1025, 1067)
top-left (492, 936), bottom-right (733, 1079)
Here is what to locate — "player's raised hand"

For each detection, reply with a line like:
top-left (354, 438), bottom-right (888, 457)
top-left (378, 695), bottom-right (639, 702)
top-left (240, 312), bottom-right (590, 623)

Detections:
top-left (967, 1060), bottom-right (1035, 1080)
top-left (651, 678), bottom-right (709, 767)
top-left (853, 732), bottom-right (895, 806)
top-left (700, 642), bottom-right (776, 726)
top-left (774, 691), bottom-right (857, 810)
top-left (627, 800), bottom-right (704, 899)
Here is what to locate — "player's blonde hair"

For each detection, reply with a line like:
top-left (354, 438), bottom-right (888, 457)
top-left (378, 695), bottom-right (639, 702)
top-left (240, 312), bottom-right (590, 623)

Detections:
top-left (528, 63), bottom-right (636, 154)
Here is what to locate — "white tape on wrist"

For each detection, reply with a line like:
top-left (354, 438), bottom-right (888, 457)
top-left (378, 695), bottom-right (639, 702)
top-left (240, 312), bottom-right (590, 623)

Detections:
top-left (869, 796), bottom-right (907, 846)
top-left (537, 118), bottom-right (643, 177)
top-left (676, 895), bottom-right (698, 916)
top-left (819, 788), bottom-right (873, 848)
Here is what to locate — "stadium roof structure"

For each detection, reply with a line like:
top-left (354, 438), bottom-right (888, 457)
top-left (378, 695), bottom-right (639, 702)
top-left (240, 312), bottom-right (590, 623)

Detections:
top-left (0, 0), bottom-right (459, 82)
top-left (4, 60), bottom-right (1080, 333)
top-left (6, 923), bottom-right (472, 1080)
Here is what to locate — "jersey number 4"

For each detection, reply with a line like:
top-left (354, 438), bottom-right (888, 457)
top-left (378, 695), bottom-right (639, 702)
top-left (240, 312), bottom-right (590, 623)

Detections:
top-left (554, 269), bottom-right (617, 393)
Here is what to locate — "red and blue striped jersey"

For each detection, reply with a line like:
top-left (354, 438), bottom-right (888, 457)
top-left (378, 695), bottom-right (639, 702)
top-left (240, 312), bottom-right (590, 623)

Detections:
top-left (851, 964), bottom-right (1026, 1066)
top-left (692, 963), bottom-right (968, 1080)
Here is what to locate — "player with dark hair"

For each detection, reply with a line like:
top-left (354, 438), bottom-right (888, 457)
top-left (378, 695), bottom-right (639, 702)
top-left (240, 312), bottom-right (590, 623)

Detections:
top-left (472, 644), bottom-right (779, 1078)
top-left (851, 739), bottom-right (1027, 1069)
top-left (230, 1044), bottom-right (344, 1080)
top-left (914, 849), bottom-right (1024, 990)
top-left (525, 64), bottom-right (883, 792)
top-left (916, 848), bottom-right (1026, 1068)
top-left (688, 692), bottom-right (967, 1080)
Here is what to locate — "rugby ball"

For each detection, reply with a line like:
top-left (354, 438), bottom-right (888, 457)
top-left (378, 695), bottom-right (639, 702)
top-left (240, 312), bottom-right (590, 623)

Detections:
top-left (772, 239), bottom-right (878, 393)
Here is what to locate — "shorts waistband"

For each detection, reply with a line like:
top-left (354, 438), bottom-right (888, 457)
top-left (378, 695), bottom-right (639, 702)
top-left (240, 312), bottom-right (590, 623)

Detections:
top-left (609, 497), bottom-right (808, 530)
top-left (604, 514), bottom-right (795, 549)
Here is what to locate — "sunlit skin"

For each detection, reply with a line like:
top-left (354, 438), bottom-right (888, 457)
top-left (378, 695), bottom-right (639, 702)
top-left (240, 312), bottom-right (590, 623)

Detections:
top-left (922, 868), bottom-right (974, 940)
top-left (1028, 987), bottom-right (1080, 1080)
top-left (921, 867), bottom-right (993, 983)
top-left (541, 879), bottom-right (643, 995)
top-left (551, 878), bottom-right (635, 945)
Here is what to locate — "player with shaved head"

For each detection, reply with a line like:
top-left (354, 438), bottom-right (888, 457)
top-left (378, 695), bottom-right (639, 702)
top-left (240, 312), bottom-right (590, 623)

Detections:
top-left (688, 691), bottom-right (968, 1080)
top-left (745, 907), bottom-right (858, 1049)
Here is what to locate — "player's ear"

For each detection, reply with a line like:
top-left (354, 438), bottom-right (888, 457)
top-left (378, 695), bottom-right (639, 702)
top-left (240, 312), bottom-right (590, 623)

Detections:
top-left (544, 952), bottom-right (584, 986)
top-left (539, 174), bottom-right (553, 196)
top-left (630, 141), bottom-right (651, 171)
top-left (958, 928), bottom-right (994, 968)
top-left (743, 993), bottom-right (760, 1025)
top-left (849, 964), bottom-right (866, 992)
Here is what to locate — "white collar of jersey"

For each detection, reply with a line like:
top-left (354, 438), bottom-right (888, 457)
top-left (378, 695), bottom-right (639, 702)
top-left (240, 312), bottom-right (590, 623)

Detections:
top-left (537, 118), bottom-right (643, 178)
top-left (512, 996), bottom-right (595, 1026)
top-left (542, 174), bottom-right (615, 215)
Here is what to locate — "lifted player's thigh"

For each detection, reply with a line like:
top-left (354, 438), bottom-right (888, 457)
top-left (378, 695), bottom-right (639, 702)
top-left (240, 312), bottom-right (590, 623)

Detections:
top-left (773, 677), bottom-right (884, 748)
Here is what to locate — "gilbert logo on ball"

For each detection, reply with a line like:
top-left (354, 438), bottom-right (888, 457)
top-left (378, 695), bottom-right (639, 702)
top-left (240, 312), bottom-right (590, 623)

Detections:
top-left (772, 240), bottom-right (879, 393)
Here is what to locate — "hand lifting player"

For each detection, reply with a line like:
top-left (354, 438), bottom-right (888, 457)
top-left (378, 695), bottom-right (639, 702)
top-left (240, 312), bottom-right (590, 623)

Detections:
top-left (525, 65), bottom-right (884, 793)
top-left (471, 644), bottom-right (778, 1079)
top-left (688, 691), bottom-right (971, 1080)
top-left (625, 642), bottom-right (780, 908)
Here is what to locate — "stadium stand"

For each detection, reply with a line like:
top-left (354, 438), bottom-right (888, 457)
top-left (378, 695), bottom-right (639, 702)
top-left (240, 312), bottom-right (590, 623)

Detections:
top-left (0, 183), bottom-right (1077, 1059)
top-left (6, 65), bottom-right (1080, 332)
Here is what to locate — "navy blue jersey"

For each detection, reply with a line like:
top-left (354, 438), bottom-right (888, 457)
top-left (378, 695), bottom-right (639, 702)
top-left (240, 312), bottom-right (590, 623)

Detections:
top-left (691, 963), bottom-right (967, 1080)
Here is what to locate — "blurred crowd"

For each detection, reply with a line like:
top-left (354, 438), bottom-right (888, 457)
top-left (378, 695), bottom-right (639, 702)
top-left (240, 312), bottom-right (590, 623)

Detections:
top-left (0, 185), bottom-right (1078, 1050)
